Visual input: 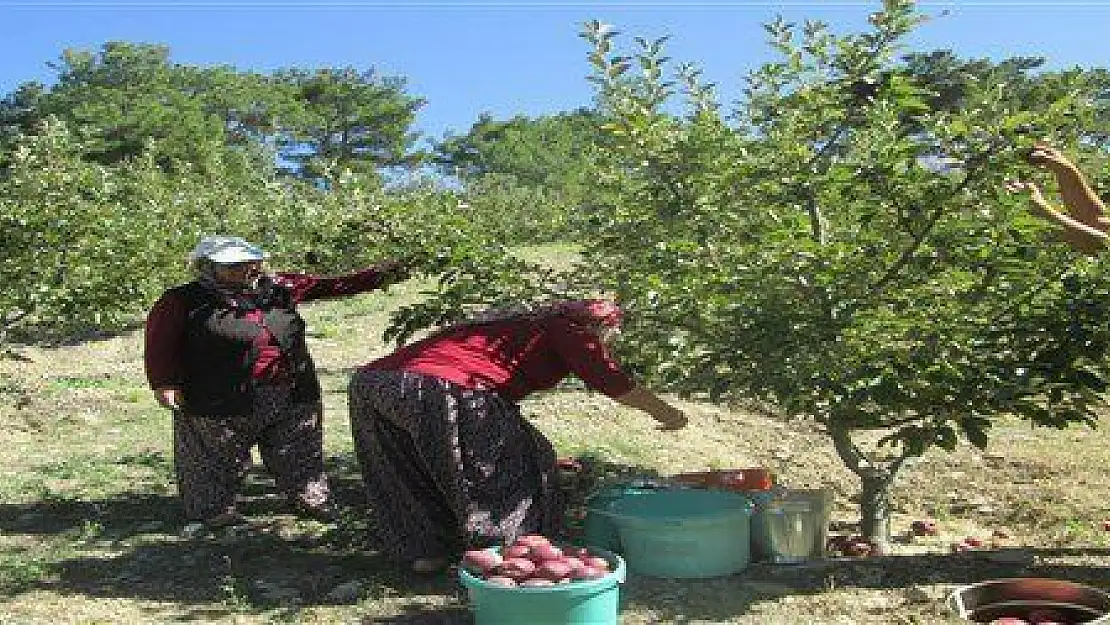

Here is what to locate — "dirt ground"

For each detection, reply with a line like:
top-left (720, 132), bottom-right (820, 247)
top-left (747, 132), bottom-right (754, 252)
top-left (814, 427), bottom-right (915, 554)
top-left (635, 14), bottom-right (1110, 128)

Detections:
top-left (3, 277), bottom-right (1110, 624)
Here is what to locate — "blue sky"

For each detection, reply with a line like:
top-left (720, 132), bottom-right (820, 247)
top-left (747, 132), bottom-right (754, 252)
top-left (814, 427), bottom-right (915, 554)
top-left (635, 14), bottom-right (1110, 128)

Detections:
top-left (2, 1), bottom-right (1110, 145)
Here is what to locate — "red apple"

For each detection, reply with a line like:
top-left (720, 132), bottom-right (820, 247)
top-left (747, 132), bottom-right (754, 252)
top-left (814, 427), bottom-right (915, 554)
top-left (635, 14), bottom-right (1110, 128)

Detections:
top-left (561, 556), bottom-right (585, 574)
top-left (910, 519), bottom-right (938, 536)
top-left (964, 536), bottom-right (984, 548)
top-left (844, 541), bottom-right (872, 557)
top-left (583, 556), bottom-right (610, 571)
top-left (537, 559), bottom-right (572, 581)
top-left (566, 546), bottom-right (591, 559)
top-left (528, 544), bottom-right (564, 562)
top-left (826, 535), bottom-right (851, 554)
top-left (513, 534), bottom-right (551, 549)
top-left (502, 544), bottom-right (531, 559)
top-left (460, 549), bottom-right (503, 575)
top-left (498, 557), bottom-right (536, 580)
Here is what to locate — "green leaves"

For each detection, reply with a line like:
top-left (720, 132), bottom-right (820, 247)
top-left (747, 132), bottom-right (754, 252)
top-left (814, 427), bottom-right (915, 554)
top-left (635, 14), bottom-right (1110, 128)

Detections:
top-left (274, 67), bottom-right (425, 181)
top-left (574, 3), bottom-right (1110, 479)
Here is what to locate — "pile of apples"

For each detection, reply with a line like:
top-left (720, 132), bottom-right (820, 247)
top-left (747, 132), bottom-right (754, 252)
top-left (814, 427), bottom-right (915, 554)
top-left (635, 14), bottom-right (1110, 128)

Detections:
top-left (460, 534), bottom-right (612, 588)
top-left (826, 534), bottom-right (878, 558)
top-left (989, 608), bottom-right (1071, 624)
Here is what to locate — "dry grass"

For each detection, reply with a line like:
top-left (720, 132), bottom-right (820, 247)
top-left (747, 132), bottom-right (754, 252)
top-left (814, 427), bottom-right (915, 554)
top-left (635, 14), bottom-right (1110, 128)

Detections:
top-left (3, 246), bottom-right (1110, 624)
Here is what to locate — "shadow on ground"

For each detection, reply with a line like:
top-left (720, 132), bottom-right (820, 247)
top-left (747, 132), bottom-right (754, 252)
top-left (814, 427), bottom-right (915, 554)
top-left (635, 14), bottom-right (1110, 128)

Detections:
top-left (5, 456), bottom-right (1110, 623)
top-left (362, 607), bottom-right (473, 624)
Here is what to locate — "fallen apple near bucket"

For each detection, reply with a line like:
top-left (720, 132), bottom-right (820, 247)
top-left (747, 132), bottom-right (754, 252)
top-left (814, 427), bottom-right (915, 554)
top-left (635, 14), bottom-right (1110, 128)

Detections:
top-left (947, 578), bottom-right (1110, 623)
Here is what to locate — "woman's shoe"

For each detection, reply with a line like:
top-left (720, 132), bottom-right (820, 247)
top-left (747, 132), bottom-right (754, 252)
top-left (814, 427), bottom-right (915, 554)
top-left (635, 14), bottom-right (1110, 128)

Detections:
top-left (205, 511), bottom-right (249, 529)
top-left (410, 557), bottom-right (449, 574)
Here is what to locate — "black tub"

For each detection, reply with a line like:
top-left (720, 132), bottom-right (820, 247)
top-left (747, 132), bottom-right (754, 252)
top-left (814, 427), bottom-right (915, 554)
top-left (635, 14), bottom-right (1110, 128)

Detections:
top-left (947, 577), bottom-right (1110, 623)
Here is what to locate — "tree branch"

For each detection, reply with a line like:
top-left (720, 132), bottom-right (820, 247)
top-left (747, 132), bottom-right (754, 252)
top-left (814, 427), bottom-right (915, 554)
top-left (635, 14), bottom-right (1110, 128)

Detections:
top-left (829, 424), bottom-right (866, 476)
top-left (866, 155), bottom-right (985, 296)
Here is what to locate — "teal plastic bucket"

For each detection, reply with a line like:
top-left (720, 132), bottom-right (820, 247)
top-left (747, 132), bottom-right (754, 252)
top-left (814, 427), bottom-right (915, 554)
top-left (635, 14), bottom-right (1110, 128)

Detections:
top-left (606, 489), bottom-right (753, 578)
top-left (459, 547), bottom-right (627, 625)
top-left (583, 486), bottom-right (656, 551)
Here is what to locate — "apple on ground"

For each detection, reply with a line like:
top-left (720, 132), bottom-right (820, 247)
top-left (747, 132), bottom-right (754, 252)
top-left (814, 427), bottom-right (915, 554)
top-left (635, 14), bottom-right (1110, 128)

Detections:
top-left (910, 519), bottom-right (939, 536)
top-left (844, 540), bottom-right (872, 557)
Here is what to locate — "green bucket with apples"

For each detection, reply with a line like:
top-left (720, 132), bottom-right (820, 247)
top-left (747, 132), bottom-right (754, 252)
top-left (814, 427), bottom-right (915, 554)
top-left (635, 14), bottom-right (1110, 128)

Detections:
top-left (459, 546), bottom-right (626, 625)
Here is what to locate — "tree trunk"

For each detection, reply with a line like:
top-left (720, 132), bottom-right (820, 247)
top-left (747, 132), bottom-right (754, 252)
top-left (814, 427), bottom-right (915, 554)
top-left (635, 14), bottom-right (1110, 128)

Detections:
top-left (859, 467), bottom-right (894, 554)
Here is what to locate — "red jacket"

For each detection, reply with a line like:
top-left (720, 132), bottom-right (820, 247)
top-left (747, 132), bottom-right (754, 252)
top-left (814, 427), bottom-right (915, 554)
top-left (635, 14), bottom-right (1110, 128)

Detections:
top-left (365, 315), bottom-right (635, 401)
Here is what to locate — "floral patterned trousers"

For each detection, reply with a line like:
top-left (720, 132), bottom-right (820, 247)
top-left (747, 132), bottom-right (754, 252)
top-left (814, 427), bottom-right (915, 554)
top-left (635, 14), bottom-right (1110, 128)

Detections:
top-left (173, 384), bottom-right (329, 521)
top-left (348, 369), bottom-right (561, 562)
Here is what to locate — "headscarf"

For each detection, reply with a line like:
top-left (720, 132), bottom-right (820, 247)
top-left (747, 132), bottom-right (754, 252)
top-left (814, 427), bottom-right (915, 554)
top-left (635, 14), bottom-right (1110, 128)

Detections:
top-left (550, 299), bottom-right (623, 328)
top-left (417, 299), bottom-right (626, 344)
top-left (435, 298), bottom-right (623, 334)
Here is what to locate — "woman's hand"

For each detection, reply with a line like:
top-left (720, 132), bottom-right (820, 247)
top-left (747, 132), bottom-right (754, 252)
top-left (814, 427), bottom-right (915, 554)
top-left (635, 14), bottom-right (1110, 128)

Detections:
top-left (1005, 179), bottom-right (1054, 219)
top-left (614, 386), bottom-right (688, 430)
top-left (653, 407), bottom-right (688, 431)
top-left (1026, 142), bottom-right (1076, 172)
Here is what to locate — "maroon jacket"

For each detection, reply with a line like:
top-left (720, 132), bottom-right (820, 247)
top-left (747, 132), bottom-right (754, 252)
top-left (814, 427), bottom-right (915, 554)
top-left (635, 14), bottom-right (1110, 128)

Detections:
top-left (146, 263), bottom-right (400, 415)
top-left (365, 315), bottom-right (635, 401)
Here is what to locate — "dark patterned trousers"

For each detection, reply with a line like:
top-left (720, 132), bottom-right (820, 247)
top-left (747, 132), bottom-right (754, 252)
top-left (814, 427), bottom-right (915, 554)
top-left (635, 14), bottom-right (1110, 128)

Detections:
top-left (173, 384), bottom-right (329, 521)
top-left (348, 369), bottom-right (562, 563)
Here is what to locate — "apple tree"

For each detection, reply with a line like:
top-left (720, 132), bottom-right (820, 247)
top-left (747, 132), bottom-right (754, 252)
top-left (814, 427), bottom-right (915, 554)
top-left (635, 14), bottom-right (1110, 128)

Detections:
top-left (577, 0), bottom-right (1110, 550)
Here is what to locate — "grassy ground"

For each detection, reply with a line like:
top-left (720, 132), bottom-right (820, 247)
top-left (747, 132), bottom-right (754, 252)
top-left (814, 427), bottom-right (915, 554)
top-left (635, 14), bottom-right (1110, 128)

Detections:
top-left (3, 244), bottom-right (1110, 624)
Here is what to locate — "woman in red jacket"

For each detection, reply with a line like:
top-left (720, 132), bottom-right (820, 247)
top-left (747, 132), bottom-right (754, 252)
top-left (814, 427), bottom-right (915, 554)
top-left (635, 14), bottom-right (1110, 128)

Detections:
top-left (145, 235), bottom-right (407, 529)
top-left (348, 299), bottom-right (687, 573)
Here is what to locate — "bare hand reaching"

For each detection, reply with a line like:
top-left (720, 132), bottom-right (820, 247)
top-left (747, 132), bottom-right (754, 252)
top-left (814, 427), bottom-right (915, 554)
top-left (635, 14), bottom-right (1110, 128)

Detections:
top-left (1026, 142), bottom-right (1074, 171)
top-left (654, 407), bottom-right (689, 431)
top-left (1005, 179), bottom-right (1053, 219)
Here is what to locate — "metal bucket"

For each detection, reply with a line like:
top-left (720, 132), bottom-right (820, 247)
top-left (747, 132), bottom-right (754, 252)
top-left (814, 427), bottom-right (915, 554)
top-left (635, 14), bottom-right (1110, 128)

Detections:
top-left (755, 489), bottom-right (830, 564)
top-left (947, 577), bottom-right (1110, 623)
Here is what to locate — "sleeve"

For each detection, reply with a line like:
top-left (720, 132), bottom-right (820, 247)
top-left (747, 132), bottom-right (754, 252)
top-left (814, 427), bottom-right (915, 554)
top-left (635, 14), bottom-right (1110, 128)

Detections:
top-left (144, 291), bottom-right (188, 390)
top-left (273, 259), bottom-right (406, 304)
top-left (546, 317), bottom-right (635, 398)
